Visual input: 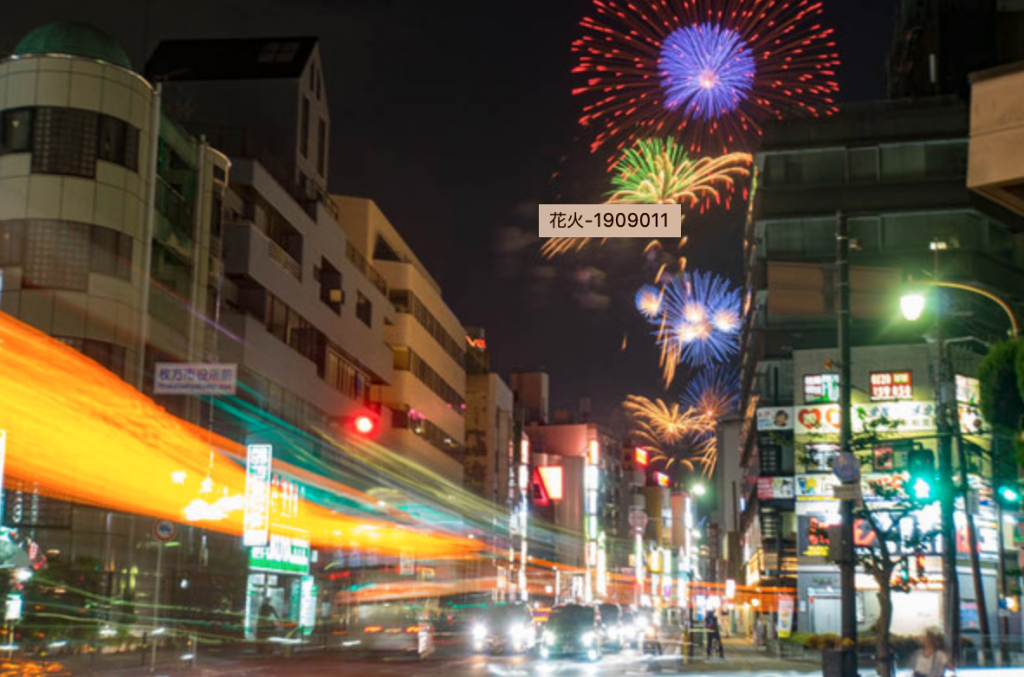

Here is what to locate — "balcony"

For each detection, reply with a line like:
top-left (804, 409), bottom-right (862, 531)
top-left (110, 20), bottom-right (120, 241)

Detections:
top-left (969, 62), bottom-right (1024, 217)
top-left (223, 220), bottom-right (302, 286)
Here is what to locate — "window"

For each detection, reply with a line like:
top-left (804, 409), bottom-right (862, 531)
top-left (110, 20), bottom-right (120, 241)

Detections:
top-left (848, 147), bottom-right (878, 182)
top-left (394, 347), bottom-right (466, 414)
top-left (0, 221), bottom-right (24, 265)
top-left (24, 220), bottom-right (90, 290)
top-left (98, 115), bottom-right (139, 171)
top-left (300, 96), bottom-right (310, 158)
top-left (318, 257), bottom-right (342, 314)
top-left (89, 225), bottom-right (132, 280)
top-left (1, 109), bottom-right (32, 153)
top-left (316, 119), bottom-right (326, 176)
top-left (388, 288), bottom-right (466, 366)
top-left (356, 291), bottom-right (372, 327)
top-left (258, 41), bottom-right (300, 63)
top-left (32, 108), bottom-right (98, 178)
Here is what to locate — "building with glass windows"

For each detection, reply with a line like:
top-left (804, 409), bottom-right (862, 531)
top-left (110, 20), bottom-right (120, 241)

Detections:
top-left (732, 96), bottom-right (1024, 641)
top-left (333, 195), bottom-right (469, 482)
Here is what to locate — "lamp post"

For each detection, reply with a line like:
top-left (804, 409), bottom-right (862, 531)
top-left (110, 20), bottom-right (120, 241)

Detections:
top-left (899, 254), bottom-right (1019, 662)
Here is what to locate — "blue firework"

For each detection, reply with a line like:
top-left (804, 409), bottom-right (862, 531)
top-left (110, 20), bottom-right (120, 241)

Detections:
top-left (660, 24), bottom-right (756, 121)
top-left (681, 367), bottom-right (741, 418)
top-left (653, 270), bottom-right (741, 367)
top-left (635, 284), bottom-right (663, 319)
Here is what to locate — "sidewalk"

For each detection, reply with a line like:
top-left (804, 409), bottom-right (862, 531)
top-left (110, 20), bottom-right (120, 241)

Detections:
top-left (644, 636), bottom-right (820, 673)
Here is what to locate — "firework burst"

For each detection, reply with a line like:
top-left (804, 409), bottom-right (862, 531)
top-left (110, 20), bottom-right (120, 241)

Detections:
top-left (541, 139), bottom-right (750, 268)
top-left (572, 0), bottom-right (840, 155)
top-left (644, 271), bottom-right (741, 384)
top-left (623, 395), bottom-right (706, 445)
top-left (681, 366), bottom-right (740, 419)
top-left (607, 138), bottom-right (752, 206)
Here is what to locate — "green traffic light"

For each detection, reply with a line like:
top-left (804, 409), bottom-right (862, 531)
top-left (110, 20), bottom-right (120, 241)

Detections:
top-left (998, 486), bottom-right (1021, 504)
top-left (911, 476), bottom-right (932, 501)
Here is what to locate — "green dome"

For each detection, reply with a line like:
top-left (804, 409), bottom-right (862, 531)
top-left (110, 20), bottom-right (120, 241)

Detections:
top-left (13, 22), bottom-right (132, 70)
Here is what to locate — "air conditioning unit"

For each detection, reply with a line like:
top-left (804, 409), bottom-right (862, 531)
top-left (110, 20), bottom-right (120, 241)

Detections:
top-left (329, 288), bottom-right (344, 304)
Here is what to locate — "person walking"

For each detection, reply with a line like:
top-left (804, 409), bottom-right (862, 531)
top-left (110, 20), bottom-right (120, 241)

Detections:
top-left (912, 629), bottom-right (953, 677)
top-left (705, 609), bottom-right (724, 660)
top-left (256, 597), bottom-right (279, 656)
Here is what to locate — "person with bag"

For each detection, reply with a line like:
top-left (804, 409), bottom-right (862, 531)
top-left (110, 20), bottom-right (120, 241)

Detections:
top-left (912, 629), bottom-right (953, 677)
top-left (705, 609), bottom-right (724, 660)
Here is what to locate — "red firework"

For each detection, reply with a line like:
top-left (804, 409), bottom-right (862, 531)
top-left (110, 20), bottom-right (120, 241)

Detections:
top-left (572, 0), bottom-right (840, 157)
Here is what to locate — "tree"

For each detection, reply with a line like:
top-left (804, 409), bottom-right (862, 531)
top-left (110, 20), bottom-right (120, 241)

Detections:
top-left (979, 339), bottom-right (1024, 465)
top-left (808, 411), bottom-right (938, 677)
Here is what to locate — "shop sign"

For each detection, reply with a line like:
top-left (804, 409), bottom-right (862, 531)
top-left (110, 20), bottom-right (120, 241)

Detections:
top-left (757, 476), bottom-right (795, 500)
top-left (155, 362), bottom-right (237, 395)
top-left (757, 407), bottom-right (793, 431)
top-left (795, 402), bottom-right (936, 436)
top-left (955, 375), bottom-right (980, 405)
top-left (869, 371), bottom-right (913, 401)
top-left (796, 473), bottom-right (841, 500)
top-left (243, 445), bottom-right (273, 547)
top-left (797, 515), bottom-right (831, 559)
top-left (250, 533), bottom-right (311, 574)
top-left (804, 374), bottom-right (840, 404)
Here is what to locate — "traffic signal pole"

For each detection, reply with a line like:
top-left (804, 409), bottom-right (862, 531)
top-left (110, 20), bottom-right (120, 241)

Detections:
top-left (837, 211), bottom-right (857, 677)
top-left (933, 244), bottom-right (960, 659)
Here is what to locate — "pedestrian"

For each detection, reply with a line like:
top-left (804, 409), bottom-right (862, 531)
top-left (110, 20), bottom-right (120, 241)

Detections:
top-left (705, 609), bottom-right (724, 659)
top-left (912, 629), bottom-right (952, 677)
top-left (257, 597), bottom-right (279, 656)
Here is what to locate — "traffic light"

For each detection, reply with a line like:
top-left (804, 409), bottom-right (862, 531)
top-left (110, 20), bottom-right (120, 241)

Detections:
top-left (899, 557), bottom-right (910, 585)
top-left (916, 553), bottom-right (926, 581)
top-left (906, 447), bottom-right (936, 501)
top-left (997, 485), bottom-right (1022, 505)
top-left (340, 412), bottom-right (379, 437)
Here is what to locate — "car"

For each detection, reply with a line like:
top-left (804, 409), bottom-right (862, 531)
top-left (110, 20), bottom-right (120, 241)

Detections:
top-left (539, 604), bottom-right (603, 661)
top-left (471, 603), bottom-right (537, 654)
top-left (597, 602), bottom-right (625, 652)
top-left (359, 605), bottom-right (435, 659)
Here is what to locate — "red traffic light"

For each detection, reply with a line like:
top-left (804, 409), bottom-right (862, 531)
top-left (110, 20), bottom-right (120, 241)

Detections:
top-left (354, 415), bottom-right (375, 435)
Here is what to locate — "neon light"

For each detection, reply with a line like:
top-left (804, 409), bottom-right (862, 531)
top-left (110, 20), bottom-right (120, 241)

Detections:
top-left (654, 472), bottom-right (670, 488)
top-left (537, 466), bottom-right (564, 501)
top-left (588, 439), bottom-right (599, 465)
top-left (635, 447), bottom-right (649, 467)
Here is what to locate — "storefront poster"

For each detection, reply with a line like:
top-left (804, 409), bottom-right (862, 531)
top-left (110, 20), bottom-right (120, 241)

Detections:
top-left (757, 476), bottom-right (795, 500)
top-left (757, 407), bottom-right (793, 431)
top-left (777, 595), bottom-right (795, 639)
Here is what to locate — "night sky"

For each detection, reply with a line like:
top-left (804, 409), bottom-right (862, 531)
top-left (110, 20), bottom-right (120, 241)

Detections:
top-left (3, 0), bottom-right (897, 422)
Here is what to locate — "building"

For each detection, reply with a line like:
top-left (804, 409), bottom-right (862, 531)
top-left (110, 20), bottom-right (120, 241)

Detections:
top-left (333, 195), bottom-right (468, 482)
top-left (734, 95), bottom-right (1024, 640)
top-left (147, 36), bottom-right (330, 207)
top-left (464, 327), bottom-right (515, 507)
top-left (513, 371), bottom-right (628, 602)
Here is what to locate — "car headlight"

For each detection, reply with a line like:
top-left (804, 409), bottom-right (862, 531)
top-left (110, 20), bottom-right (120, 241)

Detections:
top-left (509, 624), bottom-right (525, 639)
top-left (581, 631), bottom-right (595, 646)
top-left (472, 624), bottom-right (487, 640)
top-left (543, 630), bottom-right (554, 644)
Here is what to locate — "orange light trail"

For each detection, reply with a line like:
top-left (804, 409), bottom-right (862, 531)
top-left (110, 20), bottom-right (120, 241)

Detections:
top-left (0, 312), bottom-right (475, 560)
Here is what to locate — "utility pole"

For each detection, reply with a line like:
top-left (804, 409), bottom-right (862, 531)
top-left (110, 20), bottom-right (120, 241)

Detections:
top-left (932, 243), bottom-right (960, 660)
top-left (836, 211), bottom-right (858, 677)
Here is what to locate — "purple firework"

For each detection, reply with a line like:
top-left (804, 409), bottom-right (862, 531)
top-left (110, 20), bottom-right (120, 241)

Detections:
top-left (660, 24), bottom-right (756, 121)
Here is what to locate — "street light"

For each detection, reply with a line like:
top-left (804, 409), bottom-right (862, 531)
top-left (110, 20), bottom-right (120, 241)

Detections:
top-left (900, 292), bottom-right (927, 322)
top-left (692, 483), bottom-right (706, 497)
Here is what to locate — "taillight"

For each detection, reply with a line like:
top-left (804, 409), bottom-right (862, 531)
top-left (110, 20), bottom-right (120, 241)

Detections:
top-left (364, 626), bottom-right (382, 633)
top-left (405, 625), bottom-right (423, 633)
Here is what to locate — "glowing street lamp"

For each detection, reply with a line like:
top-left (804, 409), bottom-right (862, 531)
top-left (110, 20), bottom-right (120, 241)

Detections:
top-left (692, 483), bottom-right (706, 497)
top-left (900, 292), bottom-right (927, 322)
